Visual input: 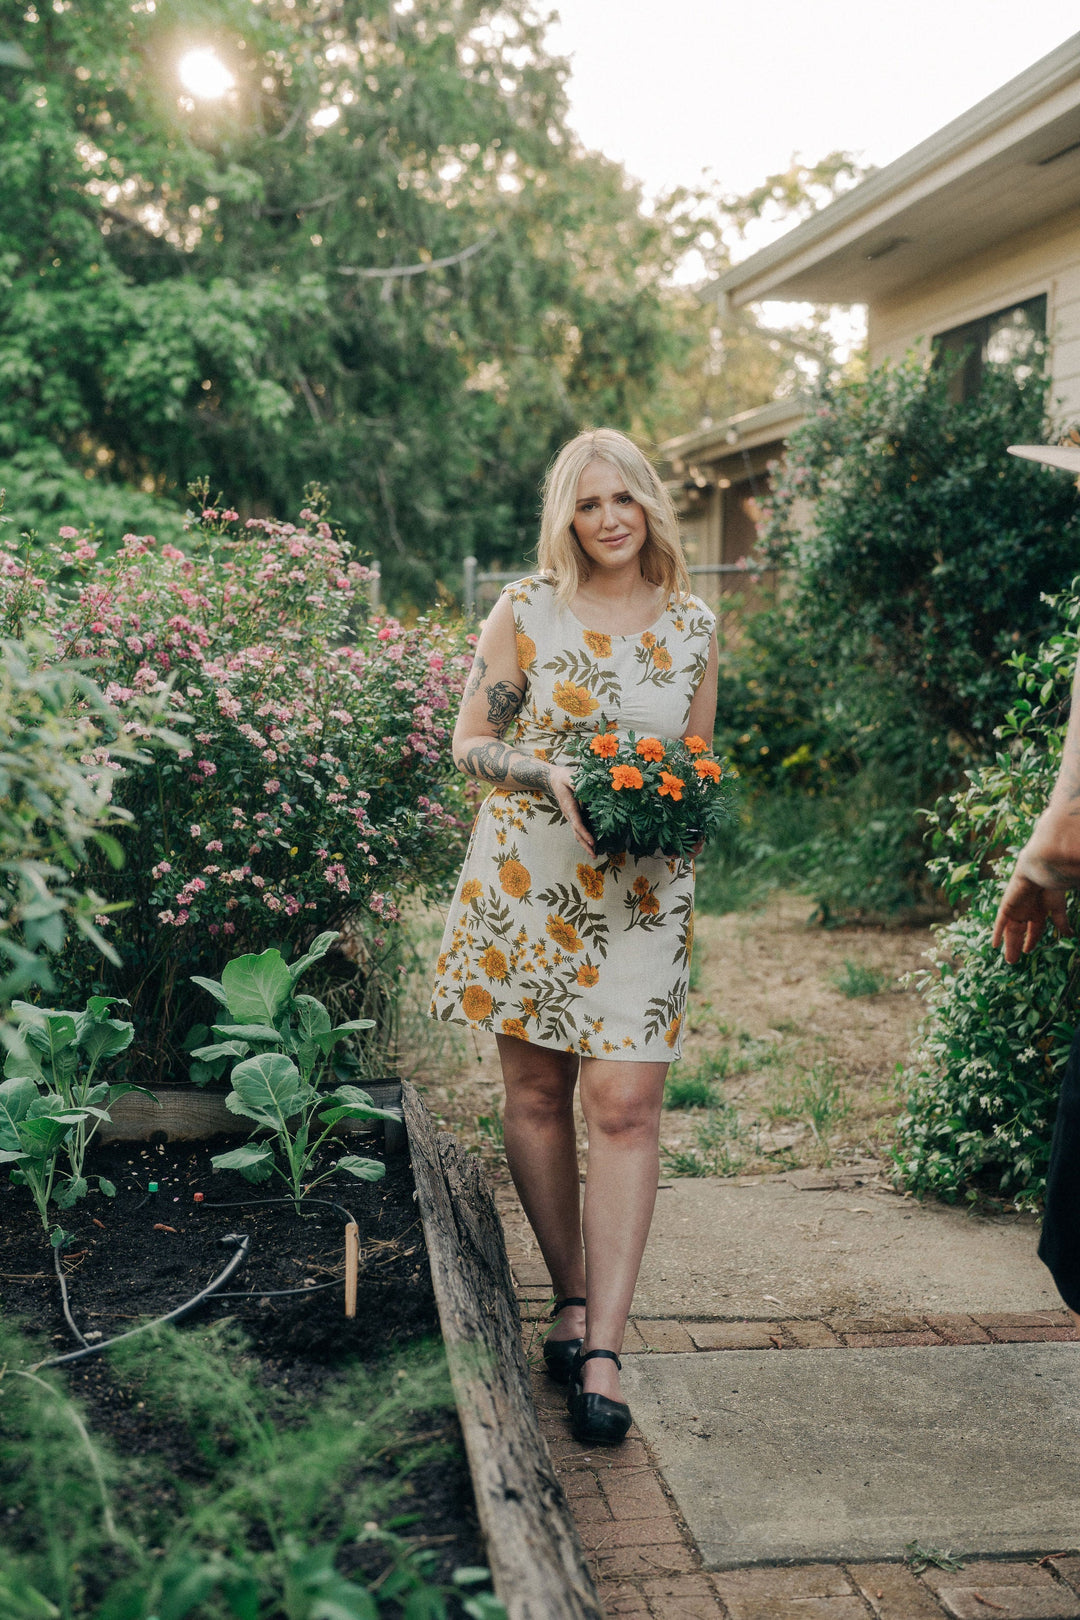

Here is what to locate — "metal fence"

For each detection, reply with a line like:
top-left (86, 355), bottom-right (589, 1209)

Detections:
top-left (461, 556), bottom-right (772, 618)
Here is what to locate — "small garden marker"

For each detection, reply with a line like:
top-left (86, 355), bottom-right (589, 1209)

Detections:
top-left (345, 1221), bottom-right (359, 1318)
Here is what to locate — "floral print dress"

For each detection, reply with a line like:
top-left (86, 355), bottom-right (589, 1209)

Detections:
top-left (429, 575), bottom-right (716, 1061)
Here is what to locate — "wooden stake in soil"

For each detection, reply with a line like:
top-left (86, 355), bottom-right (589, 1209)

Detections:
top-left (344, 1222), bottom-right (359, 1318)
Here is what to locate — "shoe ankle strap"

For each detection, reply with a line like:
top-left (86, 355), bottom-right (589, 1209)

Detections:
top-left (551, 1296), bottom-right (587, 1318)
top-left (578, 1348), bottom-right (621, 1370)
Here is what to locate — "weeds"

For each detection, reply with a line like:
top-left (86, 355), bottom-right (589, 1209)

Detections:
top-left (903, 1540), bottom-right (965, 1574)
top-left (764, 1060), bottom-right (851, 1153)
top-left (830, 959), bottom-right (888, 998)
top-left (475, 1109), bottom-right (505, 1147)
top-left (663, 1070), bottom-right (721, 1111)
top-left (660, 1102), bottom-right (745, 1177)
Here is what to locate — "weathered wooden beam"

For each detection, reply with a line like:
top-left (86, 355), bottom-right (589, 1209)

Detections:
top-left (402, 1080), bottom-right (602, 1620)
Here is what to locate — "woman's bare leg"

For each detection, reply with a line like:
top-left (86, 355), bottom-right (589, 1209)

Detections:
top-left (578, 1057), bottom-right (667, 1400)
top-left (496, 1035), bottom-right (585, 1343)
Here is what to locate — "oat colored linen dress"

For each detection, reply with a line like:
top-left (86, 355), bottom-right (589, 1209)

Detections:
top-left (429, 575), bottom-right (716, 1060)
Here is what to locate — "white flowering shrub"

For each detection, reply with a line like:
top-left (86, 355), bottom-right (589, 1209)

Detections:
top-left (895, 581), bottom-right (1080, 1208)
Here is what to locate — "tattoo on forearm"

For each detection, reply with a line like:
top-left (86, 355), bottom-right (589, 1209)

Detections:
top-left (462, 653), bottom-right (488, 706)
top-left (455, 737), bottom-right (552, 793)
top-left (485, 680), bottom-right (524, 729)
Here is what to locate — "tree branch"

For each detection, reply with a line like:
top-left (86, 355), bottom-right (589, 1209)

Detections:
top-left (337, 230), bottom-right (496, 279)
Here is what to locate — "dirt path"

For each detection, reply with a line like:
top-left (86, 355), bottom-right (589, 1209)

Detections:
top-left (400, 890), bottom-right (935, 1179)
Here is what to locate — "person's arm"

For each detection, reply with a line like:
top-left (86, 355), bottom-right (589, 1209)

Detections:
top-left (452, 594), bottom-right (595, 855)
top-left (682, 631), bottom-right (719, 745)
top-left (992, 657), bottom-right (1080, 962)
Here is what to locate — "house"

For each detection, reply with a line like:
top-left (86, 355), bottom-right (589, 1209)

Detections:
top-left (668, 29), bottom-right (1080, 602)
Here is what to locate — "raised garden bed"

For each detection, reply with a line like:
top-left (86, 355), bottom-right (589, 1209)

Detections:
top-left (1, 1077), bottom-right (601, 1620)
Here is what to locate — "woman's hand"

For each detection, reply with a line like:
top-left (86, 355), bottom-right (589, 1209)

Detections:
top-left (548, 762), bottom-right (596, 856)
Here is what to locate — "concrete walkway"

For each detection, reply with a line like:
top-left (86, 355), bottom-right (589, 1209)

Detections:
top-left (493, 1166), bottom-right (1080, 1619)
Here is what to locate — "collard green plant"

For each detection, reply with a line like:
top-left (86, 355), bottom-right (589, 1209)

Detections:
top-left (191, 933), bottom-right (401, 1201)
top-left (0, 996), bottom-right (150, 1227)
top-left (895, 580), bottom-right (1080, 1209)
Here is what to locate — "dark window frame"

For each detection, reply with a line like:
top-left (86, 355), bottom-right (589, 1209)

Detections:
top-left (932, 294), bottom-right (1047, 403)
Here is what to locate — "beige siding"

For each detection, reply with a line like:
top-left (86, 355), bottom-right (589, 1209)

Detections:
top-left (867, 206), bottom-right (1080, 424)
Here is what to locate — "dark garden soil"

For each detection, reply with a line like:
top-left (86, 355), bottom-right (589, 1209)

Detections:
top-left (0, 1132), bottom-right (485, 1592)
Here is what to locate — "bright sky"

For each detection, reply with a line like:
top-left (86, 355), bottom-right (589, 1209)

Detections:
top-left (545, 3), bottom-right (1077, 252)
top-left (543, 4), bottom-right (1076, 352)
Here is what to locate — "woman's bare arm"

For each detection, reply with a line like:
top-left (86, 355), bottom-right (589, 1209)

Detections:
top-left (683, 632), bottom-right (719, 743)
top-left (453, 594), bottom-right (595, 853)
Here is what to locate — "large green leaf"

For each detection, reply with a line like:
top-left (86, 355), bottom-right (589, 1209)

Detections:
top-left (77, 1016), bottom-right (134, 1065)
top-left (318, 1087), bottom-right (401, 1127)
top-left (20, 1011), bottom-right (78, 1064)
top-left (3, 1044), bottom-right (43, 1083)
top-left (211, 1023), bottom-right (284, 1044)
top-left (311, 1019), bottom-right (375, 1057)
top-left (334, 1156), bottom-right (386, 1183)
top-left (287, 931), bottom-right (339, 985)
top-left (191, 975), bottom-right (229, 1007)
top-left (211, 1144), bottom-right (274, 1183)
top-left (226, 1053), bottom-right (306, 1127)
top-left (0, 1075), bottom-right (37, 1149)
top-left (221, 950), bottom-right (293, 1025)
top-left (85, 995), bottom-right (129, 1021)
top-left (293, 995), bottom-right (332, 1040)
top-left (192, 1041), bottom-right (251, 1063)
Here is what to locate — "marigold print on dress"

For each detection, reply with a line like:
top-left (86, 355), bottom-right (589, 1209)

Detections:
top-left (429, 575), bottom-right (716, 1060)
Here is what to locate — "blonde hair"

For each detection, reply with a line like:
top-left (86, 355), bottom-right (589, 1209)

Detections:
top-left (536, 428), bottom-right (690, 604)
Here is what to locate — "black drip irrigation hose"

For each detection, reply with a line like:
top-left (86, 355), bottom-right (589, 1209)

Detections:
top-left (44, 1194), bottom-right (361, 1361)
top-left (36, 1235), bottom-right (251, 1369)
top-left (52, 1244), bottom-right (89, 1350)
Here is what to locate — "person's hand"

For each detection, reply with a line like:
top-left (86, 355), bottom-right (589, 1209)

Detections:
top-left (991, 865), bottom-right (1071, 964)
top-left (548, 763), bottom-right (595, 856)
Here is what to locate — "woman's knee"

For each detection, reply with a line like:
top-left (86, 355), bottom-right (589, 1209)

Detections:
top-left (581, 1073), bottom-right (663, 1144)
top-left (499, 1042), bottom-right (577, 1122)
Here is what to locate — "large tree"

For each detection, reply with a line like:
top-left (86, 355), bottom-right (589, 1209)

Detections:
top-left (0, 0), bottom-right (695, 596)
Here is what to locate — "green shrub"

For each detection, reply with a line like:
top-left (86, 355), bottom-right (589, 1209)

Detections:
top-left (2, 498), bottom-right (472, 1079)
top-left (894, 579), bottom-right (1080, 1209)
top-left (720, 353), bottom-right (1080, 917)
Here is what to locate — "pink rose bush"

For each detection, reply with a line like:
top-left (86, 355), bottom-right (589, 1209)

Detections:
top-left (1, 496), bottom-right (471, 1076)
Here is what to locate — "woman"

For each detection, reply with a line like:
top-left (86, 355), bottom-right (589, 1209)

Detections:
top-left (430, 428), bottom-right (718, 1443)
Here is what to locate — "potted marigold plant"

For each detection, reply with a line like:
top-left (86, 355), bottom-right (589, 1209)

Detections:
top-left (570, 730), bottom-right (733, 858)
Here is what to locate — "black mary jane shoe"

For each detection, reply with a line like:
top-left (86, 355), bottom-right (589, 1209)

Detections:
top-left (567, 1348), bottom-right (632, 1445)
top-left (542, 1296), bottom-right (586, 1384)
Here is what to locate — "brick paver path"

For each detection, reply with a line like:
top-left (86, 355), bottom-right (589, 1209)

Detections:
top-left (492, 1177), bottom-right (1080, 1620)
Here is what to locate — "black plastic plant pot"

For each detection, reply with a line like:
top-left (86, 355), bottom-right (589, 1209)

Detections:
top-left (587, 818), bottom-right (703, 861)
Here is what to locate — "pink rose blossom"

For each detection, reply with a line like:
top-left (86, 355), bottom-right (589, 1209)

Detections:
top-left (59, 525), bottom-right (78, 540)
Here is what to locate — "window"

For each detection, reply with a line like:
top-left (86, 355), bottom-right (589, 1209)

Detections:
top-left (932, 294), bottom-right (1047, 403)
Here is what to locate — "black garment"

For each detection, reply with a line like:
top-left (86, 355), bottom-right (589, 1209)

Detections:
top-left (1038, 1023), bottom-right (1080, 1313)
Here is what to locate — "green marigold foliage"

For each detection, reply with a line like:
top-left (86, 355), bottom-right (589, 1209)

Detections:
top-left (895, 581), bottom-right (1080, 1209)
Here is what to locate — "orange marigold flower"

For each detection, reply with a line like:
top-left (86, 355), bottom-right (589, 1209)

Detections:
top-left (576, 963), bottom-right (600, 988)
top-left (589, 732), bottom-right (620, 759)
top-left (583, 630), bottom-right (612, 658)
top-left (664, 1014), bottom-right (682, 1049)
top-left (499, 859), bottom-right (531, 897)
top-left (437, 953), bottom-right (449, 974)
top-left (651, 645), bottom-right (673, 671)
top-left (516, 632), bottom-right (536, 671)
top-left (632, 875), bottom-right (652, 896)
top-left (553, 679), bottom-right (599, 717)
top-left (610, 764), bottom-right (644, 791)
top-left (577, 863), bottom-right (605, 900)
top-left (639, 893), bottom-right (660, 916)
top-left (479, 945), bottom-right (509, 981)
top-left (461, 878), bottom-right (483, 901)
top-left (694, 758), bottom-right (722, 783)
top-left (640, 631), bottom-right (657, 648)
top-left (522, 996), bottom-right (538, 1018)
top-left (462, 985), bottom-right (494, 1022)
top-left (635, 737), bottom-right (665, 763)
top-left (546, 914), bottom-right (583, 953)
top-left (658, 771), bottom-right (684, 801)
top-left (500, 1017), bottom-right (529, 1041)
top-left (684, 736), bottom-right (709, 754)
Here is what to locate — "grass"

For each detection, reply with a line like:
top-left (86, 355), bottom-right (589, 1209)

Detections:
top-left (830, 957), bottom-right (888, 998)
top-left (0, 1319), bottom-right (498, 1620)
top-left (693, 790), bottom-right (837, 916)
top-left (660, 1101), bottom-right (745, 1177)
top-left (763, 1060), bottom-right (852, 1149)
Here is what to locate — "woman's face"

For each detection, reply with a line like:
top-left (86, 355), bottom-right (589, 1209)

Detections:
top-left (571, 459), bottom-right (648, 575)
